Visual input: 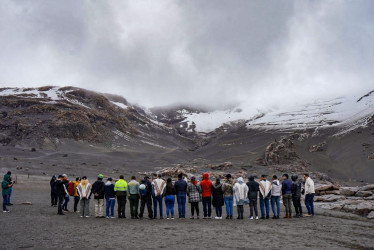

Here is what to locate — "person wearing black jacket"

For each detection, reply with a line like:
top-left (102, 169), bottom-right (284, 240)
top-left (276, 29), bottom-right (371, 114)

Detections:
top-left (92, 174), bottom-right (105, 218)
top-left (291, 175), bottom-right (303, 218)
top-left (55, 175), bottom-right (67, 215)
top-left (246, 175), bottom-right (260, 220)
top-left (174, 173), bottom-right (187, 219)
top-left (211, 178), bottom-right (224, 219)
top-left (139, 176), bottom-right (153, 219)
top-left (50, 175), bottom-right (58, 207)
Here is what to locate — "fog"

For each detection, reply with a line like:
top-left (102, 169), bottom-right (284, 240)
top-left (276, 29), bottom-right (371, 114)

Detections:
top-left (0, 1), bottom-right (373, 109)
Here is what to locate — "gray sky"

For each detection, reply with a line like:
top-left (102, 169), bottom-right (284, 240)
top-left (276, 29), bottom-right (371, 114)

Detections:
top-left (0, 0), bottom-right (373, 108)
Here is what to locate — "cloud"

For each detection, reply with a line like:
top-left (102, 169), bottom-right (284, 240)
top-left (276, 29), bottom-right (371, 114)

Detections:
top-left (0, 0), bottom-right (373, 108)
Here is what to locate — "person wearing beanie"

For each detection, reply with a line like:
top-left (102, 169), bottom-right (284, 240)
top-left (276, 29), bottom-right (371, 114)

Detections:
top-left (246, 175), bottom-right (259, 220)
top-left (200, 173), bottom-right (213, 219)
top-left (104, 177), bottom-right (116, 218)
top-left (291, 175), bottom-right (303, 218)
top-left (77, 176), bottom-right (92, 218)
top-left (187, 176), bottom-right (201, 219)
top-left (92, 174), bottom-right (106, 218)
top-left (174, 173), bottom-right (187, 219)
top-left (282, 173), bottom-right (293, 218)
top-left (211, 178), bottom-right (224, 219)
top-left (128, 176), bottom-right (140, 219)
top-left (222, 174), bottom-right (234, 219)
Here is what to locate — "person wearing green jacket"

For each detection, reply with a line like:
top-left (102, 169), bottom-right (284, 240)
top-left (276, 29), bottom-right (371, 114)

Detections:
top-left (114, 175), bottom-right (128, 218)
top-left (2, 173), bottom-right (13, 212)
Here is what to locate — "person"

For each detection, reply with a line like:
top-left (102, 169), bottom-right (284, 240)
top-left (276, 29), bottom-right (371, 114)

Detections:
top-left (152, 174), bottom-right (166, 219)
top-left (246, 175), bottom-right (259, 220)
top-left (282, 174), bottom-right (293, 218)
top-left (211, 178), bottom-right (224, 219)
top-left (200, 172), bottom-right (213, 219)
top-left (2, 172), bottom-right (13, 212)
top-left (62, 174), bottom-right (70, 212)
top-left (104, 177), bottom-right (116, 218)
top-left (164, 178), bottom-right (176, 219)
top-left (139, 176), bottom-right (153, 219)
top-left (259, 174), bottom-right (271, 219)
top-left (72, 177), bottom-right (81, 213)
top-left (304, 173), bottom-right (315, 217)
top-left (187, 176), bottom-right (201, 219)
top-left (233, 177), bottom-right (248, 220)
top-left (56, 175), bottom-right (68, 215)
top-left (174, 173), bottom-right (187, 219)
top-left (92, 174), bottom-right (106, 218)
top-left (271, 175), bottom-right (281, 219)
top-left (50, 175), bottom-right (58, 207)
top-left (77, 176), bottom-right (92, 218)
top-left (128, 176), bottom-right (140, 219)
top-left (114, 175), bottom-right (128, 218)
top-left (5, 171), bottom-right (13, 206)
top-left (222, 174), bottom-right (234, 219)
top-left (291, 175), bottom-right (303, 218)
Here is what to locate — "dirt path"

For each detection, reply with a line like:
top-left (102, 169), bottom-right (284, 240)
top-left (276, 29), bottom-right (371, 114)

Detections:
top-left (1, 175), bottom-right (374, 249)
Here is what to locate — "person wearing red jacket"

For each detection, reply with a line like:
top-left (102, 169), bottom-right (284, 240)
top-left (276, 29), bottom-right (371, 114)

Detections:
top-left (200, 173), bottom-right (212, 219)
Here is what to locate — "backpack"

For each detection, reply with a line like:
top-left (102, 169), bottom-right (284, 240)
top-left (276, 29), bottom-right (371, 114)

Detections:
top-left (68, 182), bottom-right (75, 196)
top-left (139, 182), bottom-right (148, 196)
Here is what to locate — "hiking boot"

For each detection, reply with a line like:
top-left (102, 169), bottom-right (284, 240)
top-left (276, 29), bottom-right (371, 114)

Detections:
top-left (289, 214), bottom-right (292, 218)
top-left (226, 216), bottom-right (230, 219)
top-left (284, 214), bottom-right (289, 219)
top-left (230, 215), bottom-right (233, 219)
top-left (272, 216), bottom-right (277, 219)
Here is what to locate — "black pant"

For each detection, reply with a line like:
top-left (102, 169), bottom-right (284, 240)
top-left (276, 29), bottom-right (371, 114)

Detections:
top-left (129, 194), bottom-right (139, 218)
top-left (57, 195), bottom-right (65, 214)
top-left (117, 196), bottom-right (127, 218)
top-left (202, 197), bottom-right (212, 217)
top-left (191, 202), bottom-right (199, 217)
top-left (249, 198), bottom-right (258, 217)
top-left (74, 196), bottom-right (80, 212)
top-left (51, 192), bottom-right (57, 206)
top-left (292, 197), bottom-right (302, 215)
top-left (237, 205), bottom-right (244, 219)
top-left (139, 196), bottom-right (153, 219)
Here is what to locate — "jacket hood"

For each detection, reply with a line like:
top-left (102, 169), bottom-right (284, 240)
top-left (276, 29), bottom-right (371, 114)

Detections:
top-left (225, 179), bottom-right (233, 184)
top-left (105, 181), bottom-right (112, 186)
top-left (291, 175), bottom-right (298, 181)
top-left (272, 180), bottom-right (280, 185)
top-left (237, 177), bottom-right (244, 184)
top-left (213, 182), bottom-right (222, 189)
top-left (202, 173), bottom-right (209, 180)
top-left (3, 174), bottom-right (9, 181)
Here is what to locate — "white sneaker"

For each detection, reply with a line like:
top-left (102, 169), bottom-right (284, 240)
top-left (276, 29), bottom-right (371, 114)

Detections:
top-left (106, 216), bottom-right (110, 219)
top-left (220, 217), bottom-right (223, 219)
top-left (215, 216), bottom-right (220, 219)
top-left (249, 216), bottom-right (253, 220)
top-left (85, 216), bottom-right (90, 218)
top-left (110, 216), bottom-right (116, 219)
top-left (3, 210), bottom-right (10, 213)
top-left (167, 217), bottom-right (170, 220)
top-left (171, 217), bottom-right (175, 220)
top-left (80, 216), bottom-right (84, 218)
top-left (255, 216), bottom-right (259, 220)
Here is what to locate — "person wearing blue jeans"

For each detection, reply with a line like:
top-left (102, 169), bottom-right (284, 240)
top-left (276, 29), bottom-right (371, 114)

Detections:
top-left (304, 174), bottom-right (315, 216)
top-left (174, 174), bottom-right (187, 218)
top-left (152, 174), bottom-right (166, 219)
top-left (270, 175), bottom-right (282, 219)
top-left (259, 175), bottom-right (272, 219)
top-left (222, 174), bottom-right (234, 219)
top-left (305, 193), bottom-right (315, 216)
top-left (164, 178), bottom-right (176, 219)
top-left (5, 172), bottom-right (13, 206)
top-left (202, 197), bottom-right (212, 218)
top-left (271, 196), bottom-right (280, 218)
top-left (105, 177), bottom-right (116, 218)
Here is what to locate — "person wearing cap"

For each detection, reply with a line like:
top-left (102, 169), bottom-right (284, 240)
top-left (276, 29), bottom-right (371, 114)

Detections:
top-left (50, 175), bottom-right (58, 207)
top-left (174, 173), bottom-right (187, 219)
top-left (72, 177), bottom-right (81, 213)
top-left (105, 177), bottom-right (116, 218)
top-left (282, 173), bottom-right (293, 218)
top-left (303, 173), bottom-right (315, 217)
top-left (246, 175), bottom-right (259, 220)
top-left (92, 174), bottom-right (106, 218)
top-left (128, 176), bottom-right (140, 219)
top-left (259, 174), bottom-right (272, 219)
top-left (62, 174), bottom-right (70, 212)
top-left (200, 173), bottom-right (213, 219)
top-left (291, 175), bottom-right (303, 218)
top-left (114, 175), bottom-right (128, 218)
top-left (187, 176), bottom-right (201, 219)
top-left (77, 176), bottom-right (92, 218)
top-left (222, 174), bottom-right (234, 219)
top-left (152, 174), bottom-right (166, 219)
top-left (139, 176), bottom-right (153, 219)
top-left (271, 175), bottom-right (281, 219)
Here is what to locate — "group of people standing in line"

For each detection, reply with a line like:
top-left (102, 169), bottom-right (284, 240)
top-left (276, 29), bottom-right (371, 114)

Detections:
top-left (50, 171), bottom-right (316, 220)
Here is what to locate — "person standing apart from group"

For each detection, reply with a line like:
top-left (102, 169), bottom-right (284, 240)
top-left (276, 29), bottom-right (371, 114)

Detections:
top-left (259, 175), bottom-right (271, 219)
top-left (304, 173), bottom-right (315, 217)
top-left (77, 176), bottom-right (92, 218)
top-left (152, 174), bottom-right (166, 219)
top-left (128, 176), bottom-right (140, 219)
top-left (2, 172), bottom-right (13, 213)
top-left (174, 173), bottom-right (187, 219)
top-left (114, 175), bottom-right (128, 218)
top-left (222, 174), bottom-right (234, 219)
top-left (200, 173), bottom-right (213, 219)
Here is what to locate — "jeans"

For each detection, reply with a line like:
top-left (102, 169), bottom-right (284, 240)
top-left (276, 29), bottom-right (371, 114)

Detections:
top-left (249, 198), bottom-right (258, 217)
top-left (305, 193), bottom-right (315, 215)
top-left (51, 192), bottom-right (58, 206)
top-left (139, 196), bottom-right (153, 219)
top-left (164, 195), bottom-right (175, 217)
top-left (224, 196), bottom-right (233, 216)
top-left (80, 199), bottom-right (90, 217)
top-left (106, 198), bottom-right (116, 217)
top-left (283, 193), bottom-right (292, 215)
top-left (7, 187), bottom-right (12, 204)
top-left (57, 195), bottom-right (65, 214)
top-left (63, 195), bottom-right (69, 211)
top-left (191, 202), bottom-right (199, 217)
top-left (202, 197), bottom-right (212, 218)
top-left (153, 195), bottom-right (163, 218)
top-left (129, 194), bottom-right (139, 218)
top-left (260, 195), bottom-right (270, 218)
top-left (94, 199), bottom-right (105, 217)
top-left (3, 194), bottom-right (8, 211)
top-left (271, 196), bottom-right (280, 217)
top-left (293, 197), bottom-right (302, 215)
top-left (74, 196), bottom-right (80, 212)
top-left (117, 196), bottom-right (127, 218)
top-left (237, 205), bottom-right (244, 219)
top-left (215, 206), bottom-right (222, 217)
top-left (177, 194), bottom-right (186, 218)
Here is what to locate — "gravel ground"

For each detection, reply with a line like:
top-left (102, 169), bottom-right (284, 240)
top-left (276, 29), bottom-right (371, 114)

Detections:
top-left (1, 175), bottom-right (374, 249)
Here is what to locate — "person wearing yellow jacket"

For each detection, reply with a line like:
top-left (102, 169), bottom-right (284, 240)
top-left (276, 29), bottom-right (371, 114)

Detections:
top-left (73, 177), bottom-right (81, 213)
top-left (114, 175), bottom-right (128, 218)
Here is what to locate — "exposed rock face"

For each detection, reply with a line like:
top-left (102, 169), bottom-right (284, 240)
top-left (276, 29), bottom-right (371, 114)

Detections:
top-left (368, 153), bottom-right (374, 160)
top-left (340, 187), bottom-right (359, 196)
top-left (309, 141), bottom-right (327, 152)
top-left (368, 211), bottom-right (374, 219)
top-left (207, 162), bottom-right (233, 171)
top-left (355, 191), bottom-right (373, 197)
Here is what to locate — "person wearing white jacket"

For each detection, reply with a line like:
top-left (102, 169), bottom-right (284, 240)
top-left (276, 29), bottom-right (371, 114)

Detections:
top-left (304, 173), bottom-right (315, 217)
top-left (259, 175), bottom-right (272, 219)
top-left (233, 177), bottom-right (249, 220)
top-left (152, 174), bottom-right (166, 219)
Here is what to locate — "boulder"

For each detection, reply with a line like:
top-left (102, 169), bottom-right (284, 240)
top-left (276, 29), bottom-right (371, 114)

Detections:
top-left (342, 200), bottom-right (374, 216)
top-left (368, 153), bottom-right (374, 160)
top-left (325, 190), bottom-right (341, 195)
top-left (340, 187), bottom-right (359, 196)
top-left (368, 211), bottom-right (374, 219)
top-left (314, 195), bottom-right (345, 202)
top-left (209, 162), bottom-right (233, 171)
top-left (355, 191), bottom-right (373, 198)
top-left (359, 184), bottom-right (374, 192)
top-left (309, 141), bottom-right (327, 152)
